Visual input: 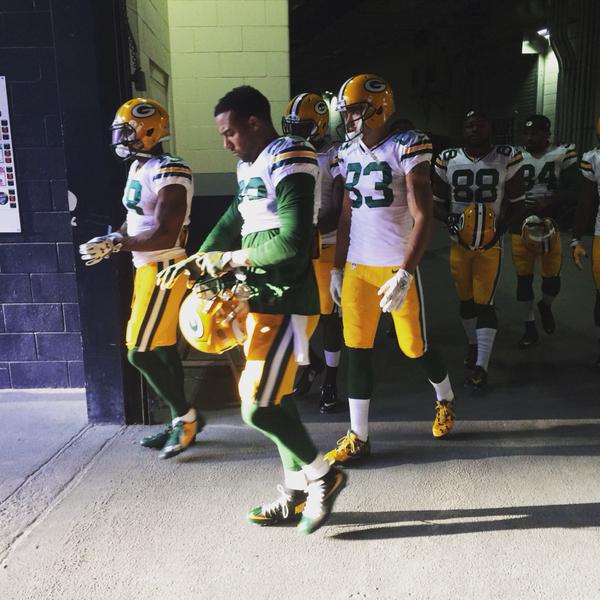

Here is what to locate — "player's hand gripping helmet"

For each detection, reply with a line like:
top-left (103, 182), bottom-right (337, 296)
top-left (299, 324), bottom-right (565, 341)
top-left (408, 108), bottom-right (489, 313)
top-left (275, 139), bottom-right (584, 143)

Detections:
top-left (282, 92), bottom-right (329, 142)
top-left (457, 203), bottom-right (497, 250)
top-left (111, 98), bottom-right (170, 160)
top-left (179, 275), bottom-right (250, 355)
top-left (521, 215), bottom-right (557, 255)
top-left (336, 74), bottom-right (395, 140)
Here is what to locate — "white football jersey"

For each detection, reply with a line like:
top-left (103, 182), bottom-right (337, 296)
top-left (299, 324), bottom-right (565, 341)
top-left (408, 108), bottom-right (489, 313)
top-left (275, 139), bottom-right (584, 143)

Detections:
top-left (518, 144), bottom-right (577, 201)
top-left (434, 145), bottom-right (523, 216)
top-left (337, 130), bottom-right (432, 266)
top-left (237, 136), bottom-right (319, 236)
top-left (316, 141), bottom-right (342, 245)
top-left (580, 148), bottom-right (600, 235)
top-left (123, 154), bottom-right (193, 267)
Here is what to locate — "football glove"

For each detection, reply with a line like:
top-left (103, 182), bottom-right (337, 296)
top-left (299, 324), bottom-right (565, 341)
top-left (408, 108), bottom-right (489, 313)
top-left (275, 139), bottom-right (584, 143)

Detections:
top-left (79, 233), bottom-right (123, 266)
top-left (571, 239), bottom-right (587, 270)
top-left (198, 251), bottom-right (234, 278)
top-left (447, 213), bottom-right (460, 236)
top-left (330, 268), bottom-right (343, 307)
top-left (378, 269), bottom-right (413, 313)
top-left (156, 252), bottom-right (206, 289)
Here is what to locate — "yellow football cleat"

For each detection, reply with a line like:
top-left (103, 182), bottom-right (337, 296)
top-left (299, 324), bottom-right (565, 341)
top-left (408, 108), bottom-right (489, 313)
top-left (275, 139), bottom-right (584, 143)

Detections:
top-left (324, 430), bottom-right (370, 465)
top-left (432, 400), bottom-right (455, 438)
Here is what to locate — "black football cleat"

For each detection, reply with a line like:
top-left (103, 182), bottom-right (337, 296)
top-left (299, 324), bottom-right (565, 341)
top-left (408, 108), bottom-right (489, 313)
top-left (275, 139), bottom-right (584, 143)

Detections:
top-left (537, 300), bottom-right (556, 334)
top-left (319, 383), bottom-right (339, 413)
top-left (464, 365), bottom-right (488, 390)
top-left (518, 322), bottom-right (539, 349)
top-left (294, 360), bottom-right (324, 396)
top-left (464, 344), bottom-right (478, 369)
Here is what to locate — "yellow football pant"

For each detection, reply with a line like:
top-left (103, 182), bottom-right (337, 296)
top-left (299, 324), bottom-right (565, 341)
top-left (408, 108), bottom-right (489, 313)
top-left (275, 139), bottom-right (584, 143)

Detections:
top-left (239, 313), bottom-right (319, 407)
top-left (341, 262), bottom-right (427, 358)
top-left (238, 313), bottom-right (320, 471)
top-left (126, 256), bottom-right (188, 351)
top-left (511, 233), bottom-right (562, 278)
top-left (450, 241), bottom-right (502, 305)
top-left (593, 236), bottom-right (600, 290)
top-left (312, 244), bottom-right (336, 315)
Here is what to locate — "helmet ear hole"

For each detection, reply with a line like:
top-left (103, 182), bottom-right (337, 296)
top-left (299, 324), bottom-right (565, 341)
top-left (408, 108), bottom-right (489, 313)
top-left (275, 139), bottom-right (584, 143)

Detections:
top-left (146, 128), bottom-right (154, 137)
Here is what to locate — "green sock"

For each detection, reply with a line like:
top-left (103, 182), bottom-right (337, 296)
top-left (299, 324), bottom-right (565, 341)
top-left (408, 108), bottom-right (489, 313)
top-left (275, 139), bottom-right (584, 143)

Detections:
top-left (241, 396), bottom-right (317, 470)
top-left (128, 346), bottom-right (189, 419)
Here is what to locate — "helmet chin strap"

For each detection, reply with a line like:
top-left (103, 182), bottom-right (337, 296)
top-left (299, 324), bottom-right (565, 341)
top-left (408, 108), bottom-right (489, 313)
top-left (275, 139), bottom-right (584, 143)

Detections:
top-left (114, 144), bottom-right (153, 160)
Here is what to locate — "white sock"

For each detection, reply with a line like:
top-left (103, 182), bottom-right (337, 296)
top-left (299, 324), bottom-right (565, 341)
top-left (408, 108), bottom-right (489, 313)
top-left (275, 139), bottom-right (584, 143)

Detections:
top-left (429, 375), bottom-right (454, 402)
top-left (476, 328), bottom-right (497, 371)
top-left (520, 300), bottom-right (535, 322)
top-left (324, 350), bottom-right (341, 368)
top-left (176, 408), bottom-right (196, 424)
top-left (461, 317), bottom-right (477, 344)
top-left (284, 469), bottom-right (307, 491)
top-left (542, 294), bottom-right (556, 306)
top-left (302, 453), bottom-right (330, 482)
top-left (349, 398), bottom-right (370, 441)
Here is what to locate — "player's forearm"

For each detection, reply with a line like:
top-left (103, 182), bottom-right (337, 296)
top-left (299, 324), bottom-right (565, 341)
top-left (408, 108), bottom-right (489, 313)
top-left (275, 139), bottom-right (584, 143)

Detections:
top-left (572, 198), bottom-right (593, 240)
top-left (318, 207), bottom-right (341, 235)
top-left (119, 226), bottom-right (181, 252)
top-left (402, 212), bottom-right (431, 273)
top-left (333, 195), bottom-right (351, 269)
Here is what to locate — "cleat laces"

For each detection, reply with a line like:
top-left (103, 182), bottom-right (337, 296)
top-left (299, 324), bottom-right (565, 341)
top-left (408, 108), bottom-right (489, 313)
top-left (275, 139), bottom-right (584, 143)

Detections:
top-left (302, 479), bottom-right (326, 520)
top-left (261, 484), bottom-right (293, 519)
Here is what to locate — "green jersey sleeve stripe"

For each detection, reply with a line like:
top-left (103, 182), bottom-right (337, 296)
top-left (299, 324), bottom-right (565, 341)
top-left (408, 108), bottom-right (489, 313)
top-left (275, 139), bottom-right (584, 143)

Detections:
top-left (271, 156), bottom-right (319, 171)
top-left (401, 148), bottom-right (433, 161)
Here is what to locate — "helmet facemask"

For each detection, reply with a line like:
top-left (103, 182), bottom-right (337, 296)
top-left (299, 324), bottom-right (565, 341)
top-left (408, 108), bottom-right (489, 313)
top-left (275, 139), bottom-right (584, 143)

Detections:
top-left (337, 102), bottom-right (376, 142)
top-left (110, 123), bottom-right (152, 160)
top-left (281, 116), bottom-right (317, 141)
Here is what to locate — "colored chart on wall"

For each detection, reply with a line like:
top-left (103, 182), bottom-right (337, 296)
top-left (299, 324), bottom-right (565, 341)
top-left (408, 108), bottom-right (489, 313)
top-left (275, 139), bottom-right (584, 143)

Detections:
top-left (0, 76), bottom-right (21, 233)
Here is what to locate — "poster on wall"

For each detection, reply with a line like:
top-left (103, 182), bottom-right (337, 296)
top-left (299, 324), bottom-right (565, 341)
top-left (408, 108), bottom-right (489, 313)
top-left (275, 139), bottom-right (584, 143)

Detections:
top-left (0, 76), bottom-right (21, 233)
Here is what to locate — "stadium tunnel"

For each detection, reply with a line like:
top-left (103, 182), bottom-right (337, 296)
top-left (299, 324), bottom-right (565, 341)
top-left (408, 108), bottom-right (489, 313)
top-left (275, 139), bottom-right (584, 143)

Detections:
top-left (0, 0), bottom-right (598, 424)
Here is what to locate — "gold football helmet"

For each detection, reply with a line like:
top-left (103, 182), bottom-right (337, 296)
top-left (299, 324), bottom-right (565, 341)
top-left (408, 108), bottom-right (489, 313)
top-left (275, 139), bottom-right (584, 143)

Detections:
top-left (282, 92), bottom-right (329, 142)
top-left (179, 277), bottom-right (250, 355)
top-left (457, 203), bottom-right (497, 250)
top-left (521, 215), bottom-right (557, 255)
top-left (336, 74), bottom-right (395, 137)
top-left (111, 98), bottom-right (170, 160)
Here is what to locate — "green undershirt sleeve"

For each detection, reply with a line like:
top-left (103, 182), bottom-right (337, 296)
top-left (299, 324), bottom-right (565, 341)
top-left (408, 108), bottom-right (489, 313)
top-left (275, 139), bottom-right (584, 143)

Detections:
top-left (247, 172), bottom-right (315, 268)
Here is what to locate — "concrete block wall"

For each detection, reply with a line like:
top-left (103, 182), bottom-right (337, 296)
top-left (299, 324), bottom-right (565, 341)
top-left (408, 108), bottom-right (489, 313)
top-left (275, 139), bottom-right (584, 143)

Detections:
top-left (127, 0), bottom-right (173, 113)
top-left (542, 49), bottom-right (559, 138)
top-left (0, 0), bottom-right (83, 389)
top-left (168, 0), bottom-right (290, 178)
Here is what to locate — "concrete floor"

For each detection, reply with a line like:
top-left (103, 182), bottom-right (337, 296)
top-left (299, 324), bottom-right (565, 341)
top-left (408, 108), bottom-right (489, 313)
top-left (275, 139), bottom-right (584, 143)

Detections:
top-left (2, 225), bottom-right (600, 600)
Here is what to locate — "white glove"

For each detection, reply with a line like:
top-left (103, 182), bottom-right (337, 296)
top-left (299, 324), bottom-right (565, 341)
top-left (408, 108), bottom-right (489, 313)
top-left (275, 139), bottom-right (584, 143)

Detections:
top-left (329, 268), bottom-right (343, 307)
top-left (79, 233), bottom-right (123, 266)
top-left (378, 269), bottom-right (413, 313)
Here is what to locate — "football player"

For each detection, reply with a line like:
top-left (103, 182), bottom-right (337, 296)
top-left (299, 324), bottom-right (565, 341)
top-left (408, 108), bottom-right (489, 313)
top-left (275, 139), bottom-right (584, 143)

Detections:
top-left (571, 116), bottom-right (600, 368)
top-left (324, 73), bottom-right (456, 466)
top-left (78, 98), bottom-right (200, 459)
top-left (513, 115), bottom-right (578, 348)
top-left (433, 110), bottom-right (525, 389)
top-left (282, 92), bottom-right (345, 413)
top-left (156, 86), bottom-right (347, 534)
